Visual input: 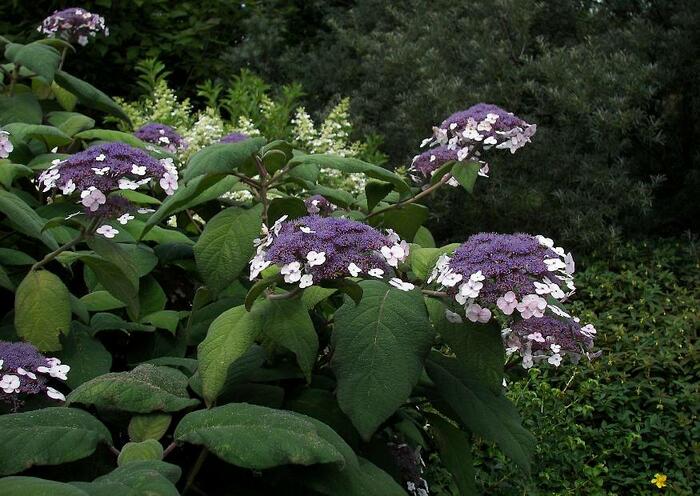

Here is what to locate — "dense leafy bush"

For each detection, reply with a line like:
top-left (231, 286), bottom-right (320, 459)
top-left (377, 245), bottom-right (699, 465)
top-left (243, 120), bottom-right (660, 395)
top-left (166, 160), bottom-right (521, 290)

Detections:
top-left (0, 16), bottom-right (605, 495)
top-left (426, 240), bottom-right (699, 495)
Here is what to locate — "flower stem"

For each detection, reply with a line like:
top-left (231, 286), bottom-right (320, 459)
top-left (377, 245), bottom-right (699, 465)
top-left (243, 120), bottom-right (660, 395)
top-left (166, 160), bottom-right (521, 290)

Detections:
top-left (267, 288), bottom-right (303, 300)
top-left (31, 217), bottom-right (99, 271)
top-left (366, 173), bottom-right (453, 219)
top-left (183, 447), bottom-right (208, 495)
top-left (255, 155), bottom-right (270, 225)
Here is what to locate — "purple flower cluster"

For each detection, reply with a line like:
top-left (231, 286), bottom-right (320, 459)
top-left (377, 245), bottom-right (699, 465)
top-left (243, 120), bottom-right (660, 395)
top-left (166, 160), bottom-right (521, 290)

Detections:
top-left (220, 133), bottom-right (249, 144)
top-left (249, 215), bottom-right (411, 290)
top-left (411, 103), bottom-right (536, 183)
top-left (37, 143), bottom-right (178, 237)
top-left (38, 8), bottom-right (108, 46)
top-left (134, 123), bottom-right (187, 153)
top-left (0, 341), bottom-right (69, 410)
top-left (304, 195), bottom-right (337, 215)
top-left (507, 317), bottom-right (598, 368)
top-left (429, 232), bottom-right (595, 368)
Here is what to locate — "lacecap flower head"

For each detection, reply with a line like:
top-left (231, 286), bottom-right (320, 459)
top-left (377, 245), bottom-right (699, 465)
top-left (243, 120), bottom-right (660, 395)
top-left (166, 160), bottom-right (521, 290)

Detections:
top-left (0, 341), bottom-right (70, 410)
top-left (134, 123), bottom-right (188, 153)
top-left (412, 103), bottom-right (536, 183)
top-left (429, 232), bottom-right (596, 368)
top-left (220, 133), bottom-right (249, 144)
top-left (38, 8), bottom-right (108, 46)
top-left (249, 215), bottom-right (412, 290)
top-left (37, 142), bottom-right (177, 236)
top-left (0, 130), bottom-right (13, 159)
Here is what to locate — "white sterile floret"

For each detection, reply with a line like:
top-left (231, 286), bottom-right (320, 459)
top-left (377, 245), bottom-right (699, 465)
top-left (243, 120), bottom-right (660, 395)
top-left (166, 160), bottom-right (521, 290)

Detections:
top-left (389, 278), bottom-right (415, 291)
top-left (0, 374), bottom-right (20, 393)
top-left (550, 343), bottom-right (561, 353)
top-left (280, 262), bottom-right (302, 283)
top-left (300, 226), bottom-right (315, 234)
top-left (465, 303), bottom-right (491, 323)
top-left (117, 213), bottom-right (134, 225)
top-left (581, 324), bottom-right (597, 338)
top-left (118, 178), bottom-right (139, 190)
top-left (348, 263), bottom-right (361, 277)
top-left (249, 255), bottom-right (271, 280)
top-left (95, 153), bottom-right (106, 162)
top-left (547, 354), bottom-right (562, 367)
top-left (445, 309), bottom-right (463, 324)
top-left (80, 187), bottom-right (106, 211)
top-left (159, 172), bottom-right (178, 195)
top-left (547, 304), bottom-right (571, 318)
top-left (306, 251), bottom-right (326, 267)
top-left (299, 274), bottom-right (314, 289)
top-left (36, 358), bottom-right (70, 380)
top-left (368, 268), bottom-right (384, 278)
top-left (96, 225), bottom-right (119, 238)
top-left (544, 258), bottom-right (567, 272)
top-left (527, 332), bottom-right (545, 343)
top-left (496, 291), bottom-right (518, 315)
top-left (61, 180), bottom-right (76, 195)
top-left (441, 272), bottom-right (463, 287)
top-left (131, 164), bottom-right (147, 175)
top-left (16, 367), bottom-right (37, 380)
top-left (92, 166), bottom-right (110, 175)
top-left (46, 386), bottom-right (65, 401)
top-left (516, 294), bottom-right (547, 319)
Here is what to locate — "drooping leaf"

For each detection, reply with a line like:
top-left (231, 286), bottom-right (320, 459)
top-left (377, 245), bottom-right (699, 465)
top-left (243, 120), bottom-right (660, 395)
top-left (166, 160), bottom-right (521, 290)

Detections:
top-left (409, 243), bottom-right (460, 281)
top-left (425, 413), bottom-right (477, 496)
top-left (66, 364), bottom-right (199, 413)
top-left (0, 92), bottom-right (42, 125)
top-left (377, 203), bottom-right (429, 241)
top-left (58, 323), bottom-right (112, 389)
top-left (71, 461), bottom-right (180, 496)
top-left (268, 196), bottom-right (307, 223)
top-left (332, 280), bottom-right (433, 439)
top-left (15, 270), bottom-right (71, 351)
top-left (450, 161), bottom-right (482, 193)
top-left (80, 254), bottom-right (140, 317)
top-left (2, 123), bottom-right (71, 147)
top-left (74, 129), bottom-right (147, 148)
top-left (0, 407), bottom-right (112, 476)
top-left (54, 70), bottom-right (130, 122)
top-left (80, 291), bottom-right (126, 311)
top-left (128, 414), bottom-right (172, 443)
top-left (193, 204), bottom-right (263, 294)
top-left (413, 225), bottom-right (436, 248)
top-left (0, 190), bottom-right (58, 249)
top-left (197, 305), bottom-right (262, 406)
top-left (46, 111), bottom-right (95, 136)
top-left (4, 41), bottom-right (60, 82)
top-left (174, 403), bottom-right (352, 469)
top-left (0, 477), bottom-right (89, 496)
top-left (426, 353), bottom-right (535, 471)
top-left (117, 440), bottom-right (164, 466)
top-left (306, 457), bottom-right (407, 496)
top-left (365, 180), bottom-right (394, 211)
top-left (258, 298), bottom-right (318, 381)
top-left (183, 138), bottom-right (266, 181)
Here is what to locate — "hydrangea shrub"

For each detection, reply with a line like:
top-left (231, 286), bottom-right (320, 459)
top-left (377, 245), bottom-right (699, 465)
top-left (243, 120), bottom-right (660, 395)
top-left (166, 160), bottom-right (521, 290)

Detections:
top-left (0, 11), bottom-right (599, 495)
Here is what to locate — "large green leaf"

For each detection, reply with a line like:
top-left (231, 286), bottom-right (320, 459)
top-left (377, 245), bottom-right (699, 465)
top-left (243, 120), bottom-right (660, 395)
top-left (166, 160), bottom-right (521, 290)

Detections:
top-left (58, 323), bottom-right (112, 389)
top-left (2, 123), bottom-right (71, 147)
top-left (46, 111), bottom-right (95, 136)
top-left (451, 161), bottom-right (482, 194)
top-left (54, 70), bottom-right (130, 122)
top-left (0, 407), bottom-right (112, 476)
top-left (117, 440), bottom-right (164, 466)
top-left (66, 364), bottom-right (199, 413)
top-left (0, 92), bottom-right (42, 125)
top-left (0, 190), bottom-right (58, 249)
top-left (193, 204), bottom-right (263, 294)
top-left (0, 477), bottom-right (89, 496)
top-left (80, 254), bottom-right (140, 317)
top-left (378, 203), bottom-right (429, 241)
top-left (128, 414), bottom-right (172, 443)
top-left (71, 461), bottom-right (180, 496)
top-left (197, 305), bottom-right (262, 406)
top-left (5, 41), bottom-right (60, 82)
top-left (426, 413), bottom-right (477, 495)
top-left (331, 280), bottom-right (433, 439)
top-left (15, 270), bottom-right (71, 351)
top-left (291, 153), bottom-right (412, 198)
top-left (174, 403), bottom-right (351, 469)
top-left (183, 138), bottom-right (266, 181)
top-left (409, 243), bottom-right (460, 281)
top-left (307, 458), bottom-right (407, 496)
top-left (426, 353), bottom-right (535, 471)
top-left (258, 298), bottom-right (318, 381)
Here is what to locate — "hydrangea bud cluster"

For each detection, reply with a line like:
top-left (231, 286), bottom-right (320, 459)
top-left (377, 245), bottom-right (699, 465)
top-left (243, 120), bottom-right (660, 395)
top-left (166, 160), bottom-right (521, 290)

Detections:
top-left (304, 195), bottom-right (337, 215)
top-left (411, 103), bottom-right (536, 182)
top-left (220, 132), bottom-right (249, 144)
top-left (0, 341), bottom-right (70, 409)
top-left (38, 8), bottom-right (108, 46)
top-left (134, 123), bottom-right (187, 153)
top-left (37, 143), bottom-right (177, 237)
top-left (429, 233), bottom-right (595, 367)
top-left (249, 215), bottom-right (411, 290)
top-left (0, 130), bottom-right (13, 159)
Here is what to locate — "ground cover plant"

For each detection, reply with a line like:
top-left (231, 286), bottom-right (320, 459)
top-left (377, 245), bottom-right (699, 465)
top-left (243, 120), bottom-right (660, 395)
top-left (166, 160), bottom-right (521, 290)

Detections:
top-left (0, 10), bottom-right (609, 495)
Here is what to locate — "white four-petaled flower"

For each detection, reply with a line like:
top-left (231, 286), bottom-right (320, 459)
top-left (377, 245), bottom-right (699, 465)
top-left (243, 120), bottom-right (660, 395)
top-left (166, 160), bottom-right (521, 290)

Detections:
top-left (306, 251), bottom-right (326, 267)
top-left (96, 224), bottom-right (119, 238)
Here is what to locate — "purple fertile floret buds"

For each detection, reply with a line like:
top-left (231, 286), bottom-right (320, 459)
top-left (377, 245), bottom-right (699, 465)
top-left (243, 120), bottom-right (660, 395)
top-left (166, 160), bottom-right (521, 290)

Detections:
top-left (134, 123), bottom-right (187, 153)
top-left (220, 133), bottom-right (249, 144)
top-left (249, 215), bottom-right (411, 290)
top-left (0, 341), bottom-right (70, 410)
top-left (38, 8), bottom-right (108, 46)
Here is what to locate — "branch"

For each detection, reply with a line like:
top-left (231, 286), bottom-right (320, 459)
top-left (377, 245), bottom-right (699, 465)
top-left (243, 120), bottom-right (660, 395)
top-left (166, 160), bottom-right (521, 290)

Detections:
top-left (366, 173), bottom-right (453, 219)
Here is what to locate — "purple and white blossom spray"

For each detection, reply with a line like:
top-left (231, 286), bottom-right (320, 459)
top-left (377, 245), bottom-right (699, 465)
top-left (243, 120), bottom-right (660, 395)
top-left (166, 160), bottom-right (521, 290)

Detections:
top-left (304, 195), bottom-right (337, 216)
top-left (429, 233), bottom-right (596, 368)
top-left (249, 215), bottom-right (411, 290)
top-left (37, 142), bottom-right (177, 237)
top-left (0, 341), bottom-right (70, 410)
top-left (38, 8), bottom-right (108, 46)
top-left (134, 123), bottom-right (188, 153)
top-left (411, 103), bottom-right (536, 184)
